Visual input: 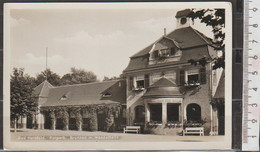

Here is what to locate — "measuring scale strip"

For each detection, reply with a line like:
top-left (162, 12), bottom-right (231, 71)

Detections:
top-left (242, 0), bottom-right (260, 150)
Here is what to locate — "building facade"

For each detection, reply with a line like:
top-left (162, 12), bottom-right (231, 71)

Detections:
top-left (25, 80), bottom-right (126, 132)
top-left (14, 9), bottom-right (224, 136)
top-left (123, 9), bottom-right (224, 135)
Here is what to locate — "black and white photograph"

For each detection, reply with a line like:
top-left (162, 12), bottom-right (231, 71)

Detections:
top-left (4, 2), bottom-right (232, 150)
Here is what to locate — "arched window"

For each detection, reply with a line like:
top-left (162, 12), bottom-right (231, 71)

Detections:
top-left (186, 104), bottom-right (201, 122)
top-left (135, 105), bottom-right (145, 123)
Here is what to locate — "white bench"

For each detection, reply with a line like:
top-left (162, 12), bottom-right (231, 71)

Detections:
top-left (183, 127), bottom-right (204, 136)
top-left (123, 126), bottom-right (141, 134)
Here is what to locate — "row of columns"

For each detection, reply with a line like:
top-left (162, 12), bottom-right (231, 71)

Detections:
top-left (15, 114), bottom-right (44, 129)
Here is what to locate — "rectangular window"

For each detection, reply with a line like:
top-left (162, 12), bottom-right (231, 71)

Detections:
top-left (167, 104), bottom-right (179, 122)
top-left (144, 74), bottom-right (149, 88)
top-left (150, 104), bottom-right (162, 122)
top-left (136, 75), bottom-right (145, 89)
top-left (136, 80), bottom-right (144, 89)
top-left (159, 49), bottom-right (171, 57)
top-left (186, 69), bottom-right (200, 85)
top-left (188, 74), bottom-right (199, 84)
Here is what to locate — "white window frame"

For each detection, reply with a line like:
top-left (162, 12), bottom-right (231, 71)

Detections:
top-left (135, 75), bottom-right (145, 89)
top-left (185, 69), bottom-right (200, 85)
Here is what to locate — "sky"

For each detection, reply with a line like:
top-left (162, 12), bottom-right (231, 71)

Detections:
top-left (9, 4), bottom-right (214, 81)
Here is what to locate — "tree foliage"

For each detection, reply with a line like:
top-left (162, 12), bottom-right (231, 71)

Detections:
top-left (61, 67), bottom-right (97, 85)
top-left (35, 68), bottom-right (61, 86)
top-left (187, 9), bottom-right (225, 69)
top-left (10, 68), bottom-right (37, 121)
top-left (103, 76), bottom-right (119, 81)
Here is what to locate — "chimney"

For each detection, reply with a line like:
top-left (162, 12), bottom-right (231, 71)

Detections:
top-left (164, 28), bottom-right (166, 36)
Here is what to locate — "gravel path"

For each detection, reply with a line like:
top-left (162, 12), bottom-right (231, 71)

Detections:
top-left (10, 129), bottom-right (224, 142)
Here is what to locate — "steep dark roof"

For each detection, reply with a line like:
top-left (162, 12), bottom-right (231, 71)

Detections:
top-left (175, 9), bottom-right (192, 18)
top-left (33, 80), bottom-right (54, 97)
top-left (41, 80), bottom-right (124, 107)
top-left (143, 77), bottom-right (182, 98)
top-left (214, 71), bottom-right (225, 99)
top-left (124, 56), bottom-right (149, 71)
top-left (130, 27), bottom-right (211, 58)
top-left (124, 46), bottom-right (210, 72)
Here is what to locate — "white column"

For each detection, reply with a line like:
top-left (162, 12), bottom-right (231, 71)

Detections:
top-left (37, 113), bottom-right (41, 129)
top-left (145, 102), bottom-right (150, 123)
top-left (162, 102), bottom-right (167, 124)
top-left (22, 116), bottom-right (27, 129)
top-left (210, 105), bottom-right (213, 135)
top-left (39, 113), bottom-right (45, 129)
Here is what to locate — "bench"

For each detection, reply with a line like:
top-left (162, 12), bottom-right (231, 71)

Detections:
top-left (123, 126), bottom-right (141, 134)
top-left (183, 127), bottom-right (204, 136)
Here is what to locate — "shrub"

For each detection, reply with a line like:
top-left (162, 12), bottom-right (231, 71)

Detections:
top-left (105, 114), bottom-right (114, 132)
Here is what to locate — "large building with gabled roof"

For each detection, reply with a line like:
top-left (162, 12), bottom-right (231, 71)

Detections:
top-left (123, 9), bottom-right (224, 135)
top-left (20, 9), bottom-right (224, 136)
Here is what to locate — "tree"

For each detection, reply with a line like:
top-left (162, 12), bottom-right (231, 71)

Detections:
top-left (103, 76), bottom-right (119, 81)
top-left (35, 68), bottom-right (61, 86)
top-left (61, 67), bottom-right (97, 85)
top-left (187, 9), bottom-right (225, 69)
top-left (10, 68), bottom-right (37, 131)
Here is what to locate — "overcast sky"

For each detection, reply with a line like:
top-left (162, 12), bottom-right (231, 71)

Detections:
top-left (9, 4), bottom-right (213, 81)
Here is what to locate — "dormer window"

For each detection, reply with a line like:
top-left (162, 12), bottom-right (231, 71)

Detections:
top-left (60, 92), bottom-right (71, 101)
top-left (103, 93), bottom-right (111, 97)
top-left (60, 94), bottom-right (68, 101)
top-left (153, 48), bottom-right (176, 59)
top-left (160, 49), bottom-right (171, 57)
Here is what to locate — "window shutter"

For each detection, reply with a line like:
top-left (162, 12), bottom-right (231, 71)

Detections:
top-left (154, 50), bottom-right (159, 58)
top-left (129, 77), bottom-right (133, 90)
top-left (200, 68), bottom-right (206, 84)
top-left (176, 70), bottom-right (180, 86)
top-left (170, 48), bottom-right (175, 56)
top-left (145, 74), bottom-right (149, 88)
top-left (180, 70), bottom-right (185, 86)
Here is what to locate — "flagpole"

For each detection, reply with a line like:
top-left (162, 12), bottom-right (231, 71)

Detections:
top-left (46, 47), bottom-right (48, 80)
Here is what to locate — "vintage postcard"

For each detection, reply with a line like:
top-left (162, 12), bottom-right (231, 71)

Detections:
top-left (4, 2), bottom-right (232, 150)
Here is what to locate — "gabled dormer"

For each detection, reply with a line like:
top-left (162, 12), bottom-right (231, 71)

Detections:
top-left (149, 36), bottom-right (182, 65)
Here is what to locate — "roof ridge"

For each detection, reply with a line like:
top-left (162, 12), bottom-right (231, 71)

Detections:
top-left (39, 80), bottom-right (47, 96)
top-left (130, 35), bottom-right (164, 58)
top-left (190, 27), bottom-right (211, 45)
top-left (53, 80), bottom-right (119, 88)
top-left (33, 80), bottom-right (44, 90)
top-left (162, 36), bottom-right (180, 48)
top-left (46, 80), bottom-right (54, 88)
top-left (130, 26), bottom-right (211, 58)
